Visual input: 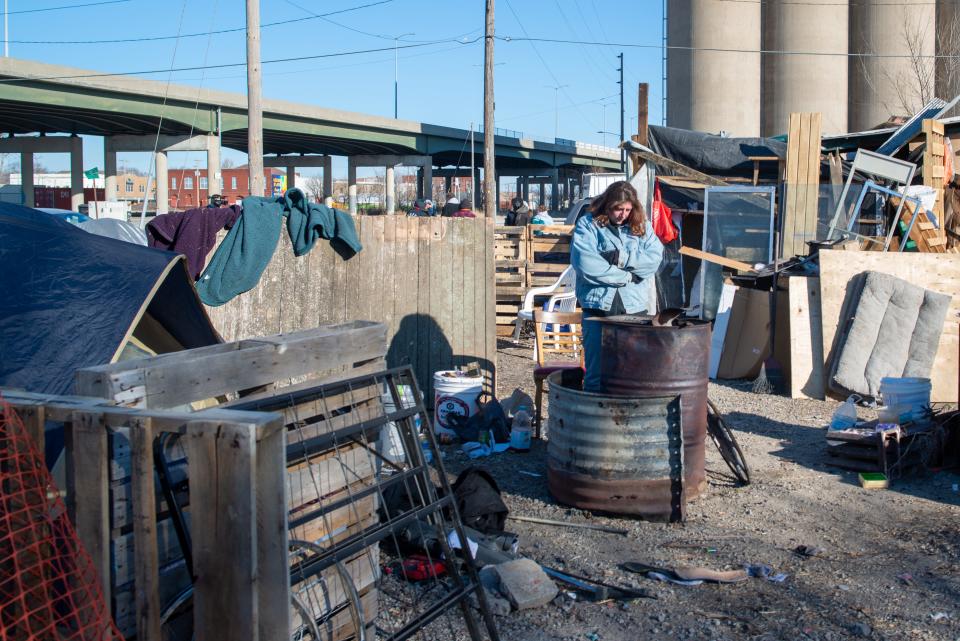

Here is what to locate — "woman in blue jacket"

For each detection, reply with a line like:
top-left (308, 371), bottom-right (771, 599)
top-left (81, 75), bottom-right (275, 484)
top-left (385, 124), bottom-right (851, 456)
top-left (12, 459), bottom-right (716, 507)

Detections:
top-left (570, 181), bottom-right (663, 391)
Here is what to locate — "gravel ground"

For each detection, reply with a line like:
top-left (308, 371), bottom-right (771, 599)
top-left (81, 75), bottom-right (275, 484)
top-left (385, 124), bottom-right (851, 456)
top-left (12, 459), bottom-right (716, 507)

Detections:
top-left (435, 337), bottom-right (960, 641)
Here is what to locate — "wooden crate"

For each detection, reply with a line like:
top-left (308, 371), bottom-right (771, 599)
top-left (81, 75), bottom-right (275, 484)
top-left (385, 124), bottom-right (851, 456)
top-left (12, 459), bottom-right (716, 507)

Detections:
top-left (75, 322), bottom-right (389, 640)
top-left (3, 390), bottom-right (288, 641)
top-left (494, 225), bottom-right (575, 336)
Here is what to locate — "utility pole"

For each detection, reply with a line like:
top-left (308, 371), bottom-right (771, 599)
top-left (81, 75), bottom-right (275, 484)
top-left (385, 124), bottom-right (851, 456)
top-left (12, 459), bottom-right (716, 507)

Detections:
top-left (4, 0), bottom-right (8, 58)
top-left (246, 0), bottom-right (265, 196)
top-left (483, 0), bottom-right (496, 218)
top-left (470, 122), bottom-right (475, 204)
top-left (617, 52), bottom-right (625, 173)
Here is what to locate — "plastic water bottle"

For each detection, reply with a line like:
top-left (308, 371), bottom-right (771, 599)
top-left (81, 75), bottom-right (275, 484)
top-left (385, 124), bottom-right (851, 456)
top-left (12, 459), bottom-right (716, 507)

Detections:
top-left (510, 407), bottom-right (532, 452)
top-left (829, 395), bottom-right (861, 431)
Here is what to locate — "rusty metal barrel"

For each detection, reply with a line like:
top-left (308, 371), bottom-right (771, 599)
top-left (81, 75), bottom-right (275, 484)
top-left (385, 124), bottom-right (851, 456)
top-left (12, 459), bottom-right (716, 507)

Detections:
top-left (546, 369), bottom-right (685, 519)
top-left (596, 315), bottom-right (711, 498)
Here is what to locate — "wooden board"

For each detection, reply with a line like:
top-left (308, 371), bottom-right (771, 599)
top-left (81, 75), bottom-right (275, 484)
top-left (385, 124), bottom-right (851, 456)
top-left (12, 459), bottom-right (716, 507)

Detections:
top-left (783, 276), bottom-right (825, 399)
top-left (782, 112), bottom-right (822, 258)
top-left (922, 119), bottom-right (946, 247)
top-left (819, 251), bottom-right (959, 402)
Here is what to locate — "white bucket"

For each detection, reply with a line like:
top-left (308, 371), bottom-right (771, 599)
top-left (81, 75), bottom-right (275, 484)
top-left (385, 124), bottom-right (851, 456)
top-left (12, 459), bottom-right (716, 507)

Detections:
top-left (878, 377), bottom-right (931, 423)
top-left (433, 371), bottom-right (483, 436)
top-left (377, 384), bottom-right (419, 472)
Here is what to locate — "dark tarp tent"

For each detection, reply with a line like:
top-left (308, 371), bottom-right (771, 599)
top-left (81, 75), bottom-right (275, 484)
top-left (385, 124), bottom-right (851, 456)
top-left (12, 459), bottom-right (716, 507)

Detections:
top-left (647, 125), bottom-right (788, 179)
top-left (0, 203), bottom-right (221, 462)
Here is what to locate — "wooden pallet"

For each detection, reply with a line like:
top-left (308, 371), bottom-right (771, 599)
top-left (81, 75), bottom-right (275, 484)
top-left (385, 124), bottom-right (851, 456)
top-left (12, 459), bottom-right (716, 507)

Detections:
top-left (922, 119), bottom-right (946, 247)
top-left (74, 323), bottom-right (389, 641)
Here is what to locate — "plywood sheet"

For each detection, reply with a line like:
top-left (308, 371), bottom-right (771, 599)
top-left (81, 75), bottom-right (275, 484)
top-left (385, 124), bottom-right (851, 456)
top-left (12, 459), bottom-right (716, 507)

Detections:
top-left (819, 251), bottom-right (959, 402)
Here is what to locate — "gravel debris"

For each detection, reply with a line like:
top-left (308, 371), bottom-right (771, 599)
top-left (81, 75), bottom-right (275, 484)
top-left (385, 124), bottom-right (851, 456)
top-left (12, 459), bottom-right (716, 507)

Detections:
top-left (432, 337), bottom-right (960, 641)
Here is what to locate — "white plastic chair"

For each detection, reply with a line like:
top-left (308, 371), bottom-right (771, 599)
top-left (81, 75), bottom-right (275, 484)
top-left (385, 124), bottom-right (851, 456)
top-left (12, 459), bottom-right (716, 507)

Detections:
top-left (512, 265), bottom-right (578, 341)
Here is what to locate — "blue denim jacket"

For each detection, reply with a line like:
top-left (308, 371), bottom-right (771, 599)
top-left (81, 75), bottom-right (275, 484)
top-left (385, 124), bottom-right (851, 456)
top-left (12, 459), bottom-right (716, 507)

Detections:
top-left (570, 213), bottom-right (664, 312)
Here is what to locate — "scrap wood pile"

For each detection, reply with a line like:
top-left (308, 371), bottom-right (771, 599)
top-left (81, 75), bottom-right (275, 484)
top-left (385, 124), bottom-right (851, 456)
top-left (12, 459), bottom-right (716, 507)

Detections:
top-left (617, 104), bottom-right (960, 488)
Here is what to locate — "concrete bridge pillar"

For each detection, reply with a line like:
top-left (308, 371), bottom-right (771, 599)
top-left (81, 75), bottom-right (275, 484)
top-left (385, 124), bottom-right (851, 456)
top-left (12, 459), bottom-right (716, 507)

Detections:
top-left (550, 169), bottom-right (560, 213)
top-left (104, 146), bottom-right (118, 202)
top-left (422, 164), bottom-right (432, 203)
top-left (286, 163), bottom-right (296, 190)
top-left (70, 136), bottom-right (84, 211)
top-left (322, 157), bottom-right (332, 198)
top-left (206, 134), bottom-right (221, 194)
top-left (348, 160), bottom-right (357, 215)
top-left (155, 151), bottom-right (169, 215)
top-left (521, 177), bottom-right (529, 202)
top-left (20, 151), bottom-right (34, 208)
top-left (386, 164), bottom-right (396, 215)
top-left (444, 176), bottom-right (452, 197)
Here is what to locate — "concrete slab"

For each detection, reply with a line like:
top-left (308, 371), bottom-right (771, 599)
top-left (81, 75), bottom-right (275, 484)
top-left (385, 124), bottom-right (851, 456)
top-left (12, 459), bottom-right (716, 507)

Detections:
top-left (493, 559), bottom-right (558, 611)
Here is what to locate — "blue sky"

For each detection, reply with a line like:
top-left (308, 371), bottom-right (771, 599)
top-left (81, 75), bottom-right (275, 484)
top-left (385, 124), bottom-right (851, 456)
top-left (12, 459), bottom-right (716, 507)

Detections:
top-left (9, 0), bottom-right (664, 175)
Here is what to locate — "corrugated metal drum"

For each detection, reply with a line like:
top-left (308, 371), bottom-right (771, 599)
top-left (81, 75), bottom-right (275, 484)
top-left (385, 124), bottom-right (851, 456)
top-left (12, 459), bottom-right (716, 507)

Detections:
top-left (597, 315), bottom-right (711, 498)
top-left (546, 369), bottom-right (685, 519)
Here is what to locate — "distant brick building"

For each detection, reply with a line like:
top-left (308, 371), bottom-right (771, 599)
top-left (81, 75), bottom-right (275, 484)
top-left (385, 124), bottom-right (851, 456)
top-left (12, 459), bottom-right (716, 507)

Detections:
top-left (167, 166), bottom-right (285, 209)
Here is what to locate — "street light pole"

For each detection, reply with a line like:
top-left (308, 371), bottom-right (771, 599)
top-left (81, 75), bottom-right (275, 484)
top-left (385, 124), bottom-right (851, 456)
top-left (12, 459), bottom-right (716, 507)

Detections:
top-left (545, 84), bottom-right (569, 140)
top-left (394, 32), bottom-right (414, 119)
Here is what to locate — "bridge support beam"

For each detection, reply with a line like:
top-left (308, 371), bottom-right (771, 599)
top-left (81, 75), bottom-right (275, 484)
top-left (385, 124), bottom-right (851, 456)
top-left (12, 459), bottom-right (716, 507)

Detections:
top-left (550, 169), bottom-right (560, 213)
top-left (21, 151), bottom-right (34, 208)
top-left (348, 154), bottom-right (432, 214)
top-left (155, 151), bottom-right (169, 215)
top-left (0, 134), bottom-right (82, 209)
top-left (69, 136), bottom-right (83, 212)
top-left (104, 149), bottom-right (117, 202)
top-left (348, 162), bottom-right (357, 215)
top-left (104, 134), bottom-right (218, 212)
top-left (263, 155), bottom-right (333, 198)
top-left (385, 165), bottom-right (395, 215)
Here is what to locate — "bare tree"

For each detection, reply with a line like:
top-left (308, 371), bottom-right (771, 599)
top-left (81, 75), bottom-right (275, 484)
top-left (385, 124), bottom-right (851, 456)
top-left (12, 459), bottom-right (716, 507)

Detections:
top-left (303, 174), bottom-right (326, 201)
top-left (222, 158), bottom-right (236, 169)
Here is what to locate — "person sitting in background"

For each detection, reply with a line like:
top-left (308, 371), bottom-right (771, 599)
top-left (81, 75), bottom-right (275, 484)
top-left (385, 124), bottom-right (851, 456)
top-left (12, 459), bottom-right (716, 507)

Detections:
top-left (409, 199), bottom-right (426, 216)
top-left (424, 199), bottom-right (435, 216)
top-left (442, 196), bottom-right (460, 217)
top-left (506, 196), bottom-right (531, 226)
top-left (570, 180), bottom-right (663, 391)
top-left (452, 198), bottom-right (476, 218)
top-left (531, 204), bottom-right (554, 226)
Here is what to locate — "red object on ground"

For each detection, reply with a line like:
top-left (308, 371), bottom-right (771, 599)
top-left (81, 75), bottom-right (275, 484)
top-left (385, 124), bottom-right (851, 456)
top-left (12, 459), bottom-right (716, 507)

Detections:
top-left (385, 554), bottom-right (448, 582)
top-left (0, 396), bottom-right (125, 640)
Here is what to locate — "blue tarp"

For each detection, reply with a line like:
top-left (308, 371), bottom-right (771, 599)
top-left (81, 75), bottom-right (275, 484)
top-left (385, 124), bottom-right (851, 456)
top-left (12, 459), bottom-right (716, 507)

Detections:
top-left (0, 202), bottom-right (220, 396)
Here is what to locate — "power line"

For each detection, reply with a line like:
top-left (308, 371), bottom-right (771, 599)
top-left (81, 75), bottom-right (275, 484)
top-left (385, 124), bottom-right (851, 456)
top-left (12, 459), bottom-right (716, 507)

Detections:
top-left (6, 0), bottom-right (129, 14)
top-left (496, 35), bottom-right (960, 60)
top-left (0, 38), bottom-right (483, 84)
top-left (503, 0), bottom-right (600, 132)
top-left (1, 0), bottom-right (394, 45)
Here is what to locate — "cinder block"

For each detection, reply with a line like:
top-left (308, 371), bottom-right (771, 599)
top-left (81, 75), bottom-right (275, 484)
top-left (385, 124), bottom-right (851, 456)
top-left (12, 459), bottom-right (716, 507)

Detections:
top-left (493, 559), bottom-right (558, 610)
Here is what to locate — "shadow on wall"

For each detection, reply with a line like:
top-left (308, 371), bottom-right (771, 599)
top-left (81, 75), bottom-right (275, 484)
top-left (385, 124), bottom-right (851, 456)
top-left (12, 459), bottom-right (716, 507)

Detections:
top-left (387, 313), bottom-right (494, 408)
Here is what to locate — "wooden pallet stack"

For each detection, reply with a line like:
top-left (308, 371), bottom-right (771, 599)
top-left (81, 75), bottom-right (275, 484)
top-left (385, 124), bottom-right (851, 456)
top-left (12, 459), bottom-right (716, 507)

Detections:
top-left (494, 224), bottom-right (574, 336)
top-left (74, 322), bottom-right (388, 640)
top-left (495, 226), bottom-right (526, 335)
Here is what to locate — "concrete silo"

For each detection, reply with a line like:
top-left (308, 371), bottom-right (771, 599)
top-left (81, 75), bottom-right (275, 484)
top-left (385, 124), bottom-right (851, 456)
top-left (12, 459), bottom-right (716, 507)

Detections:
top-left (936, 0), bottom-right (960, 114)
top-left (667, 0), bottom-right (761, 137)
top-left (761, 0), bottom-right (848, 136)
top-left (849, 0), bottom-right (936, 131)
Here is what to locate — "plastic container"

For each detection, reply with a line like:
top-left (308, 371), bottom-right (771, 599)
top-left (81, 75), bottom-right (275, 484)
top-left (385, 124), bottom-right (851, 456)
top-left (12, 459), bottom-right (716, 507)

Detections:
top-left (829, 395), bottom-right (861, 431)
top-left (378, 383), bottom-right (418, 471)
top-left (433, 371), bottom-right (483, 437)
top-left (510, 408), bottom-right (532, 452)
top-left (878, 377), bottom-right (931, 423)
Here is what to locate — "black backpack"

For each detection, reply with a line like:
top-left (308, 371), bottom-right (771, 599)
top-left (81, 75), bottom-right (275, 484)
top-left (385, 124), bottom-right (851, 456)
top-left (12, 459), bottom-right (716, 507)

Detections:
top-left (450, 467), bottom-right (508, 534)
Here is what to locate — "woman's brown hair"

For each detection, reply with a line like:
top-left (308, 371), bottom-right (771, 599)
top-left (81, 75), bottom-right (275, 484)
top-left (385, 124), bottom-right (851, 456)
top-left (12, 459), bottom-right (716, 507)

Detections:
top-left (589, 180), bottom-right (646, 236)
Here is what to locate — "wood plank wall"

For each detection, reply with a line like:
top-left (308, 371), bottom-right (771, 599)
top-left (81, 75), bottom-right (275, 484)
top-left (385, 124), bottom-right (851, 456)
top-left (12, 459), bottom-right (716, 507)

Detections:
top-left (782, 112), bottom-right (822, 258)
top-left (205, 216), bottom-right (496, 402)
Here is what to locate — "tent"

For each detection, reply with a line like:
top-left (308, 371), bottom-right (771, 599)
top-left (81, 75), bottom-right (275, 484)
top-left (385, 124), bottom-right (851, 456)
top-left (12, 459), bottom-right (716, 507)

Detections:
top-left (0, 201), bottom-right (220, 397)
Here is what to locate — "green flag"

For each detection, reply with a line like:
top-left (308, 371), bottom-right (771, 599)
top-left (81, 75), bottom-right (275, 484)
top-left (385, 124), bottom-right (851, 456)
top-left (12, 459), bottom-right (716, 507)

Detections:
top-left (83, 167), bottom-right (100, 180)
